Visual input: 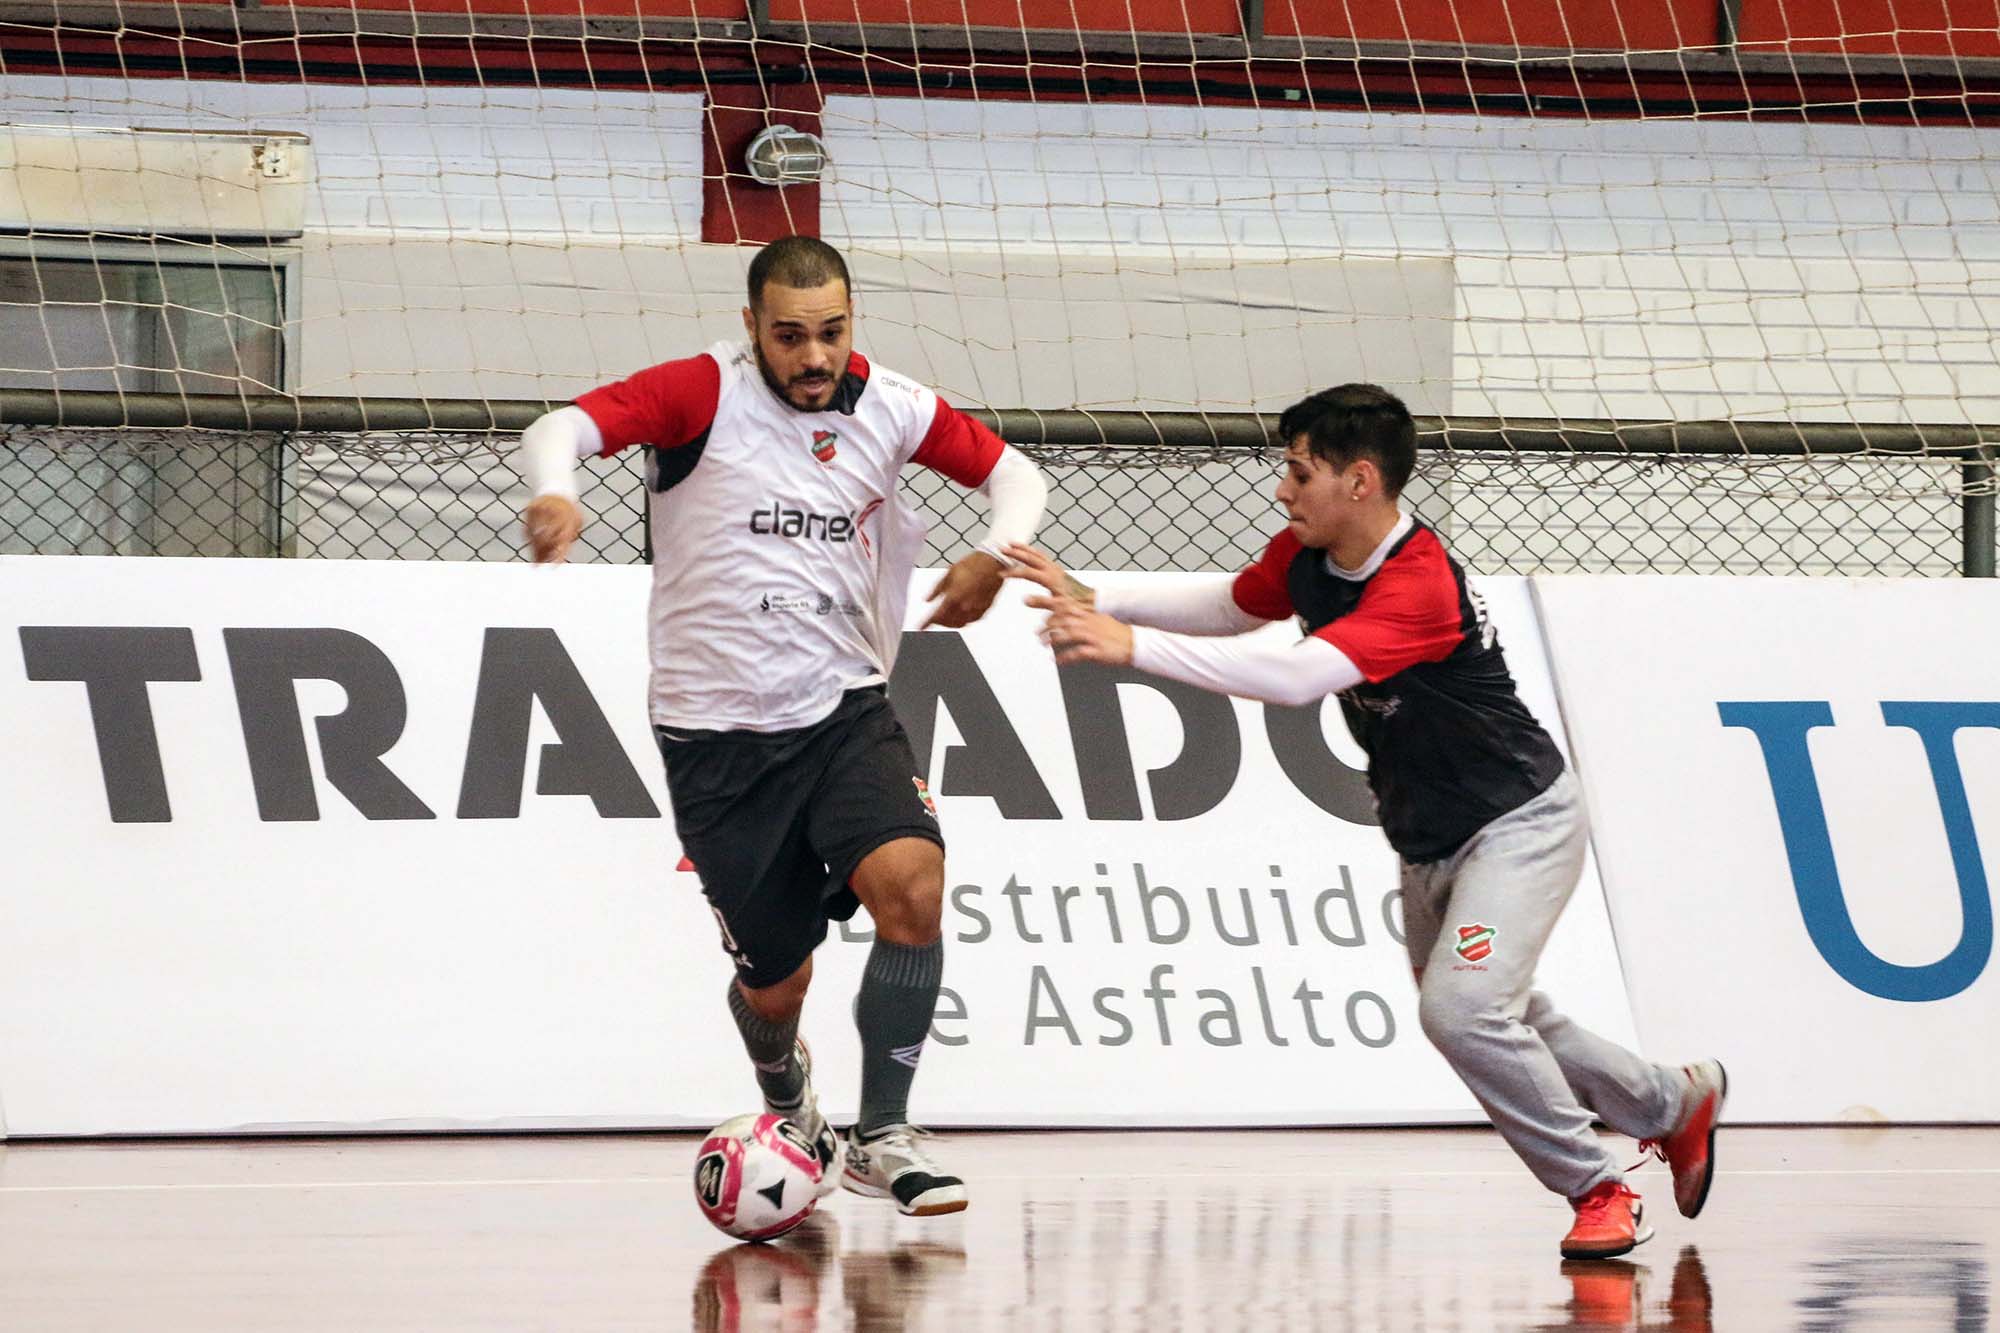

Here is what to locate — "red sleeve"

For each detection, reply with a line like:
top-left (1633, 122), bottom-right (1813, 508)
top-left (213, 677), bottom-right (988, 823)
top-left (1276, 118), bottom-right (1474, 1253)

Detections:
top-left (1231, 529), bottom-right (1302, 620)
top-left (911, 397), bottom-right (1006, 487)
top-left (572, 353), bottom-right (721, 456)
top-left (1314, 530), bottom-right (1466, 682)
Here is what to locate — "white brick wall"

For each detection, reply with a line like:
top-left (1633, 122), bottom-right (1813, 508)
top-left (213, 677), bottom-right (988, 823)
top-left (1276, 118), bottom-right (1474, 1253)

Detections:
top-left (822, 95), bottom-right (2000, 426)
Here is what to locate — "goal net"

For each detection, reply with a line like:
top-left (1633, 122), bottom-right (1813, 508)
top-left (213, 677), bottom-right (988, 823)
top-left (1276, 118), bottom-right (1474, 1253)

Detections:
top-left (2, 3), bottom-right (1996, 574)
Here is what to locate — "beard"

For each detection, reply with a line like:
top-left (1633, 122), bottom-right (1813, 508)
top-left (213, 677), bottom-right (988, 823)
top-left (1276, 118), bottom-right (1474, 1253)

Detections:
top-left (753, 341), bottom-right (838, 412)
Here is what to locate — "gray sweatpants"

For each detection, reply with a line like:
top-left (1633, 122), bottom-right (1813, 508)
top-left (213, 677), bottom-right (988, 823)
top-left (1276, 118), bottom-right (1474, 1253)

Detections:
top-left (1401, 770), bottom-right (1687, 1200)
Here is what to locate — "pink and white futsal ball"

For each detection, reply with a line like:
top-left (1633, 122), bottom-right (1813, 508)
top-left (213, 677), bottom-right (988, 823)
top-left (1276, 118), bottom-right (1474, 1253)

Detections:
top-left (693, 1113), bottom-right (825, 1241)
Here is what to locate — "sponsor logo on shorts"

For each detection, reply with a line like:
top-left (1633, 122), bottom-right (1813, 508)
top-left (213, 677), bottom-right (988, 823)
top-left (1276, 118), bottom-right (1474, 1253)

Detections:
top-left (810, 429), bottom-right (839, 464)
top-left (761, 592), bottom-right (815, 613)
top-left (1455, 923), bottom-right (1495, 964)
top-left (711, 905), bottom-right (751, 971)
top-left (913, 776), bottom-right (938, 818)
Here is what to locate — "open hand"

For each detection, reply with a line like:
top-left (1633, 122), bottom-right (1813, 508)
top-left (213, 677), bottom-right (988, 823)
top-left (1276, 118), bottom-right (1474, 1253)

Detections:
top-left (1002, 543), bottom-right (1094, 607)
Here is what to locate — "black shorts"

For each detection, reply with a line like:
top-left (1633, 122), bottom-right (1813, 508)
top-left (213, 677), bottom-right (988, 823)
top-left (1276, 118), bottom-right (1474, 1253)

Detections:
top-left (657, 686), bottom-right (944, 989)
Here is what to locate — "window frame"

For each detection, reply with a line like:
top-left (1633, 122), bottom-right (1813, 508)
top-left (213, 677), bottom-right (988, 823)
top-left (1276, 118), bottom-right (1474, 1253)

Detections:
top-left (0, 233), bottom-right (302, 395)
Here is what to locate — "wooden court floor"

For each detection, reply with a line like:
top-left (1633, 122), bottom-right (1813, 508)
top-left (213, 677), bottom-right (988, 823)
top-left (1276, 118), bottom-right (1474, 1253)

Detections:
top-left (1, 1126), bottom-right (1993, 1330)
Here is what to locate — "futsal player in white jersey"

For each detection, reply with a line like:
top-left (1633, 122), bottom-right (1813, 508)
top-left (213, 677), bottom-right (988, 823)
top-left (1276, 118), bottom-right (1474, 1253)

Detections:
top-left (514, 237), bottom-right (1049, 1216)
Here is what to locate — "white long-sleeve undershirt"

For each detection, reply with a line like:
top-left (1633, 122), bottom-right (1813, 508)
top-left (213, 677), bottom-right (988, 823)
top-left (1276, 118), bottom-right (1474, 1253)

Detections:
top-left (519, 405), bottom-right (601, 501)
top-left (1095, 575), bottom-right (1268, 636)
top-left (513, 406), bottom-right (1047, 556)
top-left (971, 445), bottom-right (1048, 561)
top-left (1128, 626), bottom-right (1365, 708)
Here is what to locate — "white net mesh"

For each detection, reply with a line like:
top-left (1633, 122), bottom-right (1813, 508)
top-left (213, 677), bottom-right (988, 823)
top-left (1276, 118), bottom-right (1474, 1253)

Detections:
top-left (1, 6), bottom-right (1996, 572)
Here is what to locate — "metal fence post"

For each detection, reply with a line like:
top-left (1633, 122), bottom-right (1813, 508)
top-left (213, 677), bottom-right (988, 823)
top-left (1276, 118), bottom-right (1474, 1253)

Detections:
top-left (1966, 448), bottom-right (1996, 578)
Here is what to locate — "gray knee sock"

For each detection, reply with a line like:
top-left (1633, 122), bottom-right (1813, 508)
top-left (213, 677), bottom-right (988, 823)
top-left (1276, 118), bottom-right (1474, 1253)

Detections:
top-left (726, 980), bottom-right (805, 1113)
top-left (854, 938), bottom-right (944, 1136)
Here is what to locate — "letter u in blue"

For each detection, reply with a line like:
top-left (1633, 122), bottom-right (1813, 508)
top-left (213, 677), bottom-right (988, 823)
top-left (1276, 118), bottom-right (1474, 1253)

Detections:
top-left (1719, 701), bottom-right (1997, 1002)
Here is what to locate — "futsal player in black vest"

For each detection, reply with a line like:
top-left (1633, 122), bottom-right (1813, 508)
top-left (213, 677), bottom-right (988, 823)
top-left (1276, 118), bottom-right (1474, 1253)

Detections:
top-left (1006, 384), bottom-right (1724, 1259)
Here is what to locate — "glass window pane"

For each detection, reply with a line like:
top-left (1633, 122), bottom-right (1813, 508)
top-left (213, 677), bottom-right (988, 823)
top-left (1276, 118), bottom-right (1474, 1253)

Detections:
top-left (1, 253), bottom-right (289, 557)
top-left (0, 256), bottom-right (284, 393)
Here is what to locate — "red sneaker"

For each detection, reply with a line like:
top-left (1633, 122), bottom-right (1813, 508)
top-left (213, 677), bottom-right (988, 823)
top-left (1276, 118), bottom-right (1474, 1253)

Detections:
top-left (1562, 1181), bottom-right (1652, 1260)
top-left (1641, 1060), bottom-right (1728, 1219)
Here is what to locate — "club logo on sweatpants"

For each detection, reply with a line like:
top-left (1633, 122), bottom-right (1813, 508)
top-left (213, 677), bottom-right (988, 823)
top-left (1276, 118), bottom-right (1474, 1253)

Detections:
top-left (1455, 923), bottom-right (1496, 965)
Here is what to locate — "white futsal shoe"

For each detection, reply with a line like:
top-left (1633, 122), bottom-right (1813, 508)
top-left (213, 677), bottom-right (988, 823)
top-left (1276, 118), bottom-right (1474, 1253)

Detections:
top-left (840, 1124), bottom-right (968, 1217)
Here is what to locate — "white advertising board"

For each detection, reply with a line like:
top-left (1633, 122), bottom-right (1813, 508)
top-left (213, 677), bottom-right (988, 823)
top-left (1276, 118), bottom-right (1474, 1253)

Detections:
top-left (0, 556), bottom-right (1631, 1135)
top-left (1535, 575), bottom-right (2000, 1121)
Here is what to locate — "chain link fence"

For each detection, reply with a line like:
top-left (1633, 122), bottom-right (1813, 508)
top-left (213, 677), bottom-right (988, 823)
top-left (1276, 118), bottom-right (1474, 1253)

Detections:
top-left (3, 423), bottom-right (1994, 577)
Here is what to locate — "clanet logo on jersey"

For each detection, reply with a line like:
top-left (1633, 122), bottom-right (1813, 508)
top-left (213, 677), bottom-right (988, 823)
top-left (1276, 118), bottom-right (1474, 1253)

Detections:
top-left (748, 504), bottom-right (858, 542)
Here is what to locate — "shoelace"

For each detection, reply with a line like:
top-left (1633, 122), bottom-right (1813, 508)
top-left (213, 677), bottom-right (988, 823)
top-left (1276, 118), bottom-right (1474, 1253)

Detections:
top-left (1632, 1067), bottom-right (1710, 1172)
top-left (1575, 1184), bottom-right (1637, 1221)
top-left (864, 1123), bottom-right (944, 1173)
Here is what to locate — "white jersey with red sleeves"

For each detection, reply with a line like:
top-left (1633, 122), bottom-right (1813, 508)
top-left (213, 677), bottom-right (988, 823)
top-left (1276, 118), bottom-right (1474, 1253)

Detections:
top-left (574, 340), bottom-right (1003, 733)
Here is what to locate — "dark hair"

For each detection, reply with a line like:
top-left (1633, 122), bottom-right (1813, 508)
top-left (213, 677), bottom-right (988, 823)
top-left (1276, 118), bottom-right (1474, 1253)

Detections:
top-left (1275, 384), bottom-right (1417, 497)
top-left (746, 236), bottom-right (851, 309)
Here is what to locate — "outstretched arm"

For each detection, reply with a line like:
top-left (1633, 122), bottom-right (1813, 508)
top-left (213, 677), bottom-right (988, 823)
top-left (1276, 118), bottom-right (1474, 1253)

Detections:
top-left (1003, 545), bottom-right (1270, 635)
top-left (1034, 596), bottom-right (1363, 708)
top-left (517, 405), bottom-right (604, 564)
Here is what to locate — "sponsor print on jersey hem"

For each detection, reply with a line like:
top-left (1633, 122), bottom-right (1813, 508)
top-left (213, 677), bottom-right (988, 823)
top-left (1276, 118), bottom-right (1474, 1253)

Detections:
top-left (1455, 923), bottom-right (1495, 968)
top-left (760, 591), bottom-right (863, 617)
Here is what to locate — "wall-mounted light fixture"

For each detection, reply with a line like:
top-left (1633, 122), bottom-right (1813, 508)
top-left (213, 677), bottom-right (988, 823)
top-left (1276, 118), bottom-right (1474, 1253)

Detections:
top-left (744, 124), bottom-right (830, 186)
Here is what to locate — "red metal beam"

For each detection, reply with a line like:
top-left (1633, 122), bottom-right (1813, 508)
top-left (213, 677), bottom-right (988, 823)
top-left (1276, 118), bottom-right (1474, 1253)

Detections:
top-left (702, 70), bottom-right (823, 244)
top-left (3, 26), bottom-right (1998, 124)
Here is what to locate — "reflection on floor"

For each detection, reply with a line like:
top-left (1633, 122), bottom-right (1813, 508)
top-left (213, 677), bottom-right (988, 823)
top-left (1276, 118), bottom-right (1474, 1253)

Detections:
top-left (1, 1126), bottom-right (1993, 1329)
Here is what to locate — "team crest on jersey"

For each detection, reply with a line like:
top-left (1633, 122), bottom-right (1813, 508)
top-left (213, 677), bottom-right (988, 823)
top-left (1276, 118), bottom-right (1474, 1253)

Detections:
top-left (913, 776), bottom-right (938, 818)
top-left (1454, 923), bottom-right (1495, 965)
top-left (809, 429), bottom-right (839, 464)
